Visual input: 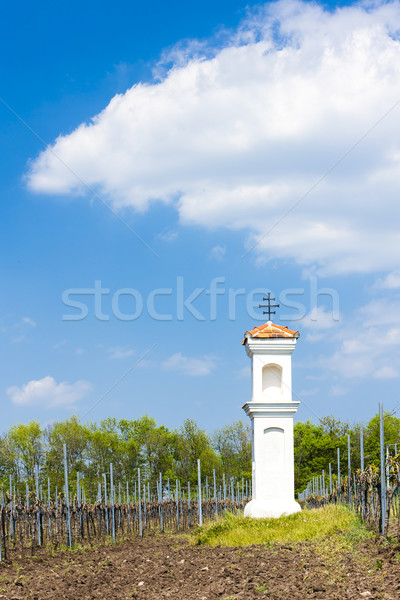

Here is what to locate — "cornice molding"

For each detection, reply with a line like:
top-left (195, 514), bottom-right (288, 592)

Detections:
top-left (242, 401), bottom-right (300, 418)
top-left (244, 337), bottom-right (297, 358)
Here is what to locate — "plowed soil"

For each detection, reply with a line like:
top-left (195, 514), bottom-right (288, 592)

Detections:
top-left (0, 532), bottom-right (399, 600)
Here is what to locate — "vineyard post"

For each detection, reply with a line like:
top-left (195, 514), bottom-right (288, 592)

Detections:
top-left (159, 473), bottom-right (164, 533)
top-left (322, 470), bottom-right (325, 500)
top-left (329, 464), bottom-right (332, 495)
top-left (118, 482), bottom-right (122, 530)
top-left (213, 469), bottom-right (218, 519)
top-left (379, 402), bottom-right (386, 535)
top-left (110, 464), bottom-right (116, 542)
top-left (35, 465), bottom-right (41, 546)
top-left (347, 434), bottom-right (352, 506)
top-left (176, 479), bottom-right (179, 530)
top-left (223, 473), bottom-right (227, 512)
top-left (48, 478), bottom-right (52, 539)
top-left (127, 482), bottom-right (131, 532)
top-left (143, 483), bottom-right (147, 527)
top-left (9, 474), bottom-right (13, 541)
top-left (188, 481), bottom-right (191, 527)
top-left (360, 424), bottom-right (364, 470)
top-left (198, 459), bottom-right (202, 527)
top-left (103, 473), bottom-right (109, 536)
top-left (386, 445), bottom-right (390, 490)
top-left (77, 471), bottom-right (82, 535)
top-left (353, 475), bottom-right (357, 509)
top-left (337, 447), bottom-right (341, 502)
top-left (360, 423), bottom-right (365, 520)
top-left (138, 468), bottom-right (142, 537)
top-left (63, 443), bottom-right (72, 548)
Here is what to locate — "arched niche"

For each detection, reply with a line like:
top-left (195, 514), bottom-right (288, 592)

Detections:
top-left (263, 427), bottom-right (285, 469)
top-left (262, 363), bottom-right (282, 397)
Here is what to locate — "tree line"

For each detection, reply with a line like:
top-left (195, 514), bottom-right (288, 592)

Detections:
top-left (0, 416), bottom-right (252, 495)
top-left (1, 411), bottom-right (399, 497)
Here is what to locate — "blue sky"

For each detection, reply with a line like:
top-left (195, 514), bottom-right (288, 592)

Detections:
top-left (1, 0), bottom-right (400, 433)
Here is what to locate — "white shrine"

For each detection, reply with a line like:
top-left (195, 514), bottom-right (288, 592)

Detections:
top-left (242, 317), bottom-right (301, 519)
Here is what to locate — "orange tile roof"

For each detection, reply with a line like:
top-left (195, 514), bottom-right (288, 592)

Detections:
top-left (242, 321), bottom-right (299, 344)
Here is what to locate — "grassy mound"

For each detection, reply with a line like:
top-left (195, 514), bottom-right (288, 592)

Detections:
top-left (193, 504), bottom-right (368, 547)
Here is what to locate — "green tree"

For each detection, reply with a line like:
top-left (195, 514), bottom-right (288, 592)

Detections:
top-left (294, 417), bottom-right (349, 494)
top-left (45, 415), bottom-right (90, 489)
top-left (212, 420), bottom-right (251, 479)
top-left (86, 418), bottom-right (126, 481)
top-left (173, 419), bottom-right (213, 483)
top-left (118, 416), bottom-right (172, 479)
top-left (364, 412), bottom-right (400, 467)
top-left (8, 421), bottom-right (44, 481)
top-left (0, 434), bottom-right (18, 484)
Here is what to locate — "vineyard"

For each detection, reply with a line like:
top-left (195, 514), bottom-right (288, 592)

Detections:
top-left (0, 452), bottom-right (250, 561)
top-left (0, 495), bottom-right (249, 560)
top-left (300, 403), bottom-right (400, 540)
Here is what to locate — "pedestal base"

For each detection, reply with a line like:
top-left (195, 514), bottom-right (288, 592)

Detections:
top-left (244, 498), bottom-right (301, 519)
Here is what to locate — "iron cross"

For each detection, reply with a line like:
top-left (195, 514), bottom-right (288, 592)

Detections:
top-left (259, 292), bottom-right (279, 320)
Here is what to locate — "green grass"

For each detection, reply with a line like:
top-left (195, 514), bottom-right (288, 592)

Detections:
top-left (193, 504), bottom-right (370, 547)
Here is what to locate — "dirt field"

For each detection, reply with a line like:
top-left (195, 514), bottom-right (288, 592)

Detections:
top-left (0, 532), bottom-right (399, 600)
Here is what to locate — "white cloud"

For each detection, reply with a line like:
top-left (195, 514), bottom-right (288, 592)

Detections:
top-left (21, 317), bottom-right (36, 327)
top-left (320, 297), bottom-right (400, 380)
top-left (330, 385), bottom-right (349, 397)
top-left (27, 0), bottom-right (400, 275)
top-left (157, 228), bottom-right (178, 242)
top-left (7, 376), bottom-right (92, 408)
top-left (109, 346), bottom-right (135, 359)
top-left (209, 245), bottom-right (226, 260)
top-left (236, 365), bottom-right (250, 379)
top-left (162, 352), bottom-right (215, 376)
top-left (301, 306), bottom-right (339, 341)
top-left (53, 340), bottom-right (67, 350)
top-left (374, 365), bottom-right (398, 379)
top-left (298, 387), bottom-right (319, 397)
top-left (374, 272), bottom-right (400, 289)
